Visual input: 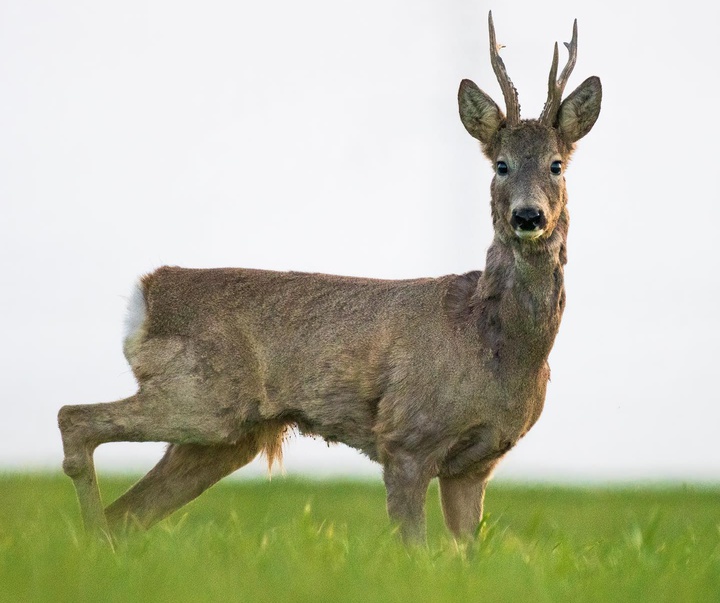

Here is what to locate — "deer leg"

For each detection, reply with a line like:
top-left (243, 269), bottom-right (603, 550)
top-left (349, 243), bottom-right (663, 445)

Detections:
top-left (58, 392), bottom-right (260, 534)
top-left (58, 399), bottom-right (136, 534)
top-left (382, 453), bottom-right (432, 544)
top-left (438, 473), bottom-right (488, 539)
top-left (105, 436), bottom-right (264, 531)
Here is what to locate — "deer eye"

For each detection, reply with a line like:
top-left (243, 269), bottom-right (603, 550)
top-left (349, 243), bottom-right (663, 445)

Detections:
top-left (496, 161), bottom-right (508, 175)
top-left (550, 161), bottom-right (562, 175)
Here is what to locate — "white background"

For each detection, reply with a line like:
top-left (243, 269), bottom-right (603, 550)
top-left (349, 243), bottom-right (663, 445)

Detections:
top-left (1, 0), bottom-right (718, 482)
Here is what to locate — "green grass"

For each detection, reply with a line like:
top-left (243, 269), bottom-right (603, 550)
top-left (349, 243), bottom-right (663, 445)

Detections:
top-left (1, 473), bottom-right (719, 602)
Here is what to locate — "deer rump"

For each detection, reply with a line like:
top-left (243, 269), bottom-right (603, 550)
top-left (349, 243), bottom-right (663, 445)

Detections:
top-left (123, 265), bottom-right (533, 479)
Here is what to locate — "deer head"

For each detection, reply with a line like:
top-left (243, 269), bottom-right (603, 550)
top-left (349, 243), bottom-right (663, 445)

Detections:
top-left (458, 12), bottom-right (601, 245)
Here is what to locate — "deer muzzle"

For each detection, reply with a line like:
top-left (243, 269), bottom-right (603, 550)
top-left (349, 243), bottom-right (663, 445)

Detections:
top-left (511, 207), bottom-right (547, 239)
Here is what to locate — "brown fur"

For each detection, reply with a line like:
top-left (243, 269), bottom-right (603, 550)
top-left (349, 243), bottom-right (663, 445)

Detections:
top-left (58, 15), bottom-right (601, 543)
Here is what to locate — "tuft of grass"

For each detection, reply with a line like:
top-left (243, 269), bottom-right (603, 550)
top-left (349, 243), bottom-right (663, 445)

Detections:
top-left (0, 473), bottom-right (718, 602)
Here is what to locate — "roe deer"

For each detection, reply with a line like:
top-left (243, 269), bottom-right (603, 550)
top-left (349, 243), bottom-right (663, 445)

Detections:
top-left (58, 12), bottom-right (601, 543)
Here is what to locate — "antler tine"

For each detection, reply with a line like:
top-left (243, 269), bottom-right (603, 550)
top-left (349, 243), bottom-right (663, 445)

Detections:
top-left (488, 11), bottom-right (520, 125)
top-left (547, 43), bottom-right (559, 98)
top-left (539, 19), bottom-right (578, 125)
top-left (557, 20), bottom-right (578, 93)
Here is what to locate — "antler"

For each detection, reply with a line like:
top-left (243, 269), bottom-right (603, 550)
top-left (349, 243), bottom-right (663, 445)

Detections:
top-left (539, 19), bottom-right (578, 126)
top-left (488, 11), bottom-right (520, 126)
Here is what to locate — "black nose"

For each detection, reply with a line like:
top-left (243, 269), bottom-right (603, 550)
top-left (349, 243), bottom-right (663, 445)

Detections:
top-left (511, 207), bottom-right (546, 232)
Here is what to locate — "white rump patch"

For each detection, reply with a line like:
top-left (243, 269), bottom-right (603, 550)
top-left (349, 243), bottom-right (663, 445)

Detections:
top-left (124, 281), bottom-right (147, 343)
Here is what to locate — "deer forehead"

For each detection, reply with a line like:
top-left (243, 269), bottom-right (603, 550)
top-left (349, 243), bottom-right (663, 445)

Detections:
top-left (494, 122), bottom-right (566, 161)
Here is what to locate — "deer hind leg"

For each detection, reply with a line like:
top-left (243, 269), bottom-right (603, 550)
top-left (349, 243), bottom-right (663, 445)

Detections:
top-left (105, 433), bottom-right (271, 531)
top-left (58, 391), bottom-right (270, 534)
top-left (58, 398), bottom-right (137, 534)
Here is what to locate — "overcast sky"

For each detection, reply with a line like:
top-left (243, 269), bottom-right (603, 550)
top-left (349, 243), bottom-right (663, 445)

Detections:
top-left (1, 0), bottom-right (718, 482)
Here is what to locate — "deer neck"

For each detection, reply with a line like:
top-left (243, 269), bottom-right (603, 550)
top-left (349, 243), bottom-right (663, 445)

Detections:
top-left (472, 209), bottom-right (568, 369)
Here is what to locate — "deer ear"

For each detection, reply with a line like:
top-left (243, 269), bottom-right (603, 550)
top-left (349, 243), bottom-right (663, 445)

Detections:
top-left (557, 76), bottom-right (602, 143)
top-left (458, 79), bottom-right (504, 144)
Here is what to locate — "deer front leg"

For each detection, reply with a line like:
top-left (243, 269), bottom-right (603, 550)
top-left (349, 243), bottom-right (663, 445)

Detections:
top-left (438, 473), bottom-right (488, 539)
top-left (382, 453), bottom-right (432, 544)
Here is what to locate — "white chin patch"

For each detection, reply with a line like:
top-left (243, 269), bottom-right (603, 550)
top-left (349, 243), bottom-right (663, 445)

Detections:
top-left (515, 229), bottom-right (545, 240)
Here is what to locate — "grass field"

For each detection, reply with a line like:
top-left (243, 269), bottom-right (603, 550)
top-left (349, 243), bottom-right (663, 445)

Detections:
top-left (0, 473), bottom-right (718, 602)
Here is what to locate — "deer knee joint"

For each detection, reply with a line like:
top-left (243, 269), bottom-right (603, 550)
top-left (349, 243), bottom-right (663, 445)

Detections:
top-left (58, 405), bottom-right (95, 477)
top-left (62, 454), bottom-right (88, 478)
